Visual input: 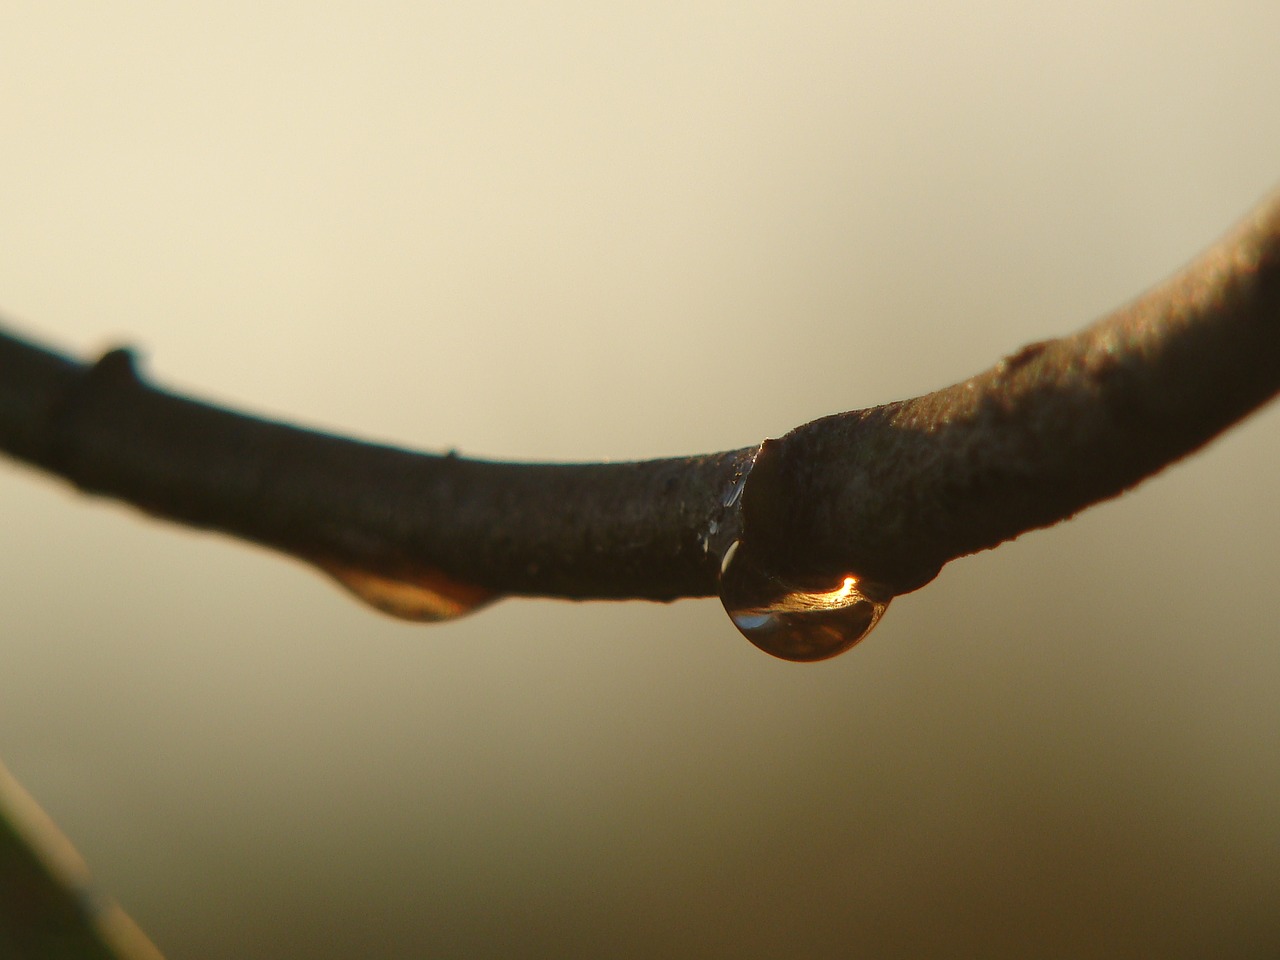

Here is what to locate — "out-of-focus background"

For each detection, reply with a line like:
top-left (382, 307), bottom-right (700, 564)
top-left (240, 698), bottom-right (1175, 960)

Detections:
top-left (1, 3), bottom-right (1278, 957)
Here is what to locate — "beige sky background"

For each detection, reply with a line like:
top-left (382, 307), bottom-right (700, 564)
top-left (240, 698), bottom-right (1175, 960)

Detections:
top-left (2, 3), bottom-right (1278, 957)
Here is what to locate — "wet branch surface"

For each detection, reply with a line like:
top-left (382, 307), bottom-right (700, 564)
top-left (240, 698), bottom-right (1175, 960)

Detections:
top-left (2, 190), bottom-right (1278, 605)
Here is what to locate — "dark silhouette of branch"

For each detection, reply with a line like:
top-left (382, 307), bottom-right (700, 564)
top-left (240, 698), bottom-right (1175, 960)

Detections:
top-left (1, 188), bottom-right (1278, 612)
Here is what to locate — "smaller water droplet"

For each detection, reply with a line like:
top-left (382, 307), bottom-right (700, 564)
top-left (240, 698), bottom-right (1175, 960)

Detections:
top-left (719, 539), bottom-right (890, 662)
top-left (316, 560), bottom-right (496, 622)
top-left (699, 446), bottom-right (762, 563)
top-left (723, 476), bottom-right (746, 508)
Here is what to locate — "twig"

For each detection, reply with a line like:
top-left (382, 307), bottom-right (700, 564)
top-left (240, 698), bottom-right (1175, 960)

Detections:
top-left (1, 189), bottom-right (1277, 607)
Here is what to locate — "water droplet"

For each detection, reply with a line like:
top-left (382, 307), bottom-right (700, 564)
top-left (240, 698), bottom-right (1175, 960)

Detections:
top-left (723, 474), bottom-right (747, 508)
top-left (315, 560), bottom-right (496, 622)
top-left (719, 539), bottom-right (890, 662)
top-left (698, 446), bottom-right (762, 561)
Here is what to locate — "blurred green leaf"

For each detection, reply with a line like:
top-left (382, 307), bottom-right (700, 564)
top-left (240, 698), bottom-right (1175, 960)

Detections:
top-left (0, 761), bottom-right (163, 960)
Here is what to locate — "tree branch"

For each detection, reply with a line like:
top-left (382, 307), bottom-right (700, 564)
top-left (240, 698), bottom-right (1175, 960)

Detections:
top-left (746, 190), bottom-right (1280, 594)
top-left (2, 188), bottom-right (1278, 612)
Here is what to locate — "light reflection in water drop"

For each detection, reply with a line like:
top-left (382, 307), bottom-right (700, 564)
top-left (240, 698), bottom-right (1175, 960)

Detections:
top-left (316, 561), bottom-right (496, 622)
top-left (719, 540), bottom-right (890, 662)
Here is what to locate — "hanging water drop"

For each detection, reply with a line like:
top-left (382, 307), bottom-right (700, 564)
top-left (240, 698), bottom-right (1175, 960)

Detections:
top-left (718, 539), bottom-right (891, 663)
top-left (315, 560), bottom-right (496, 622)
